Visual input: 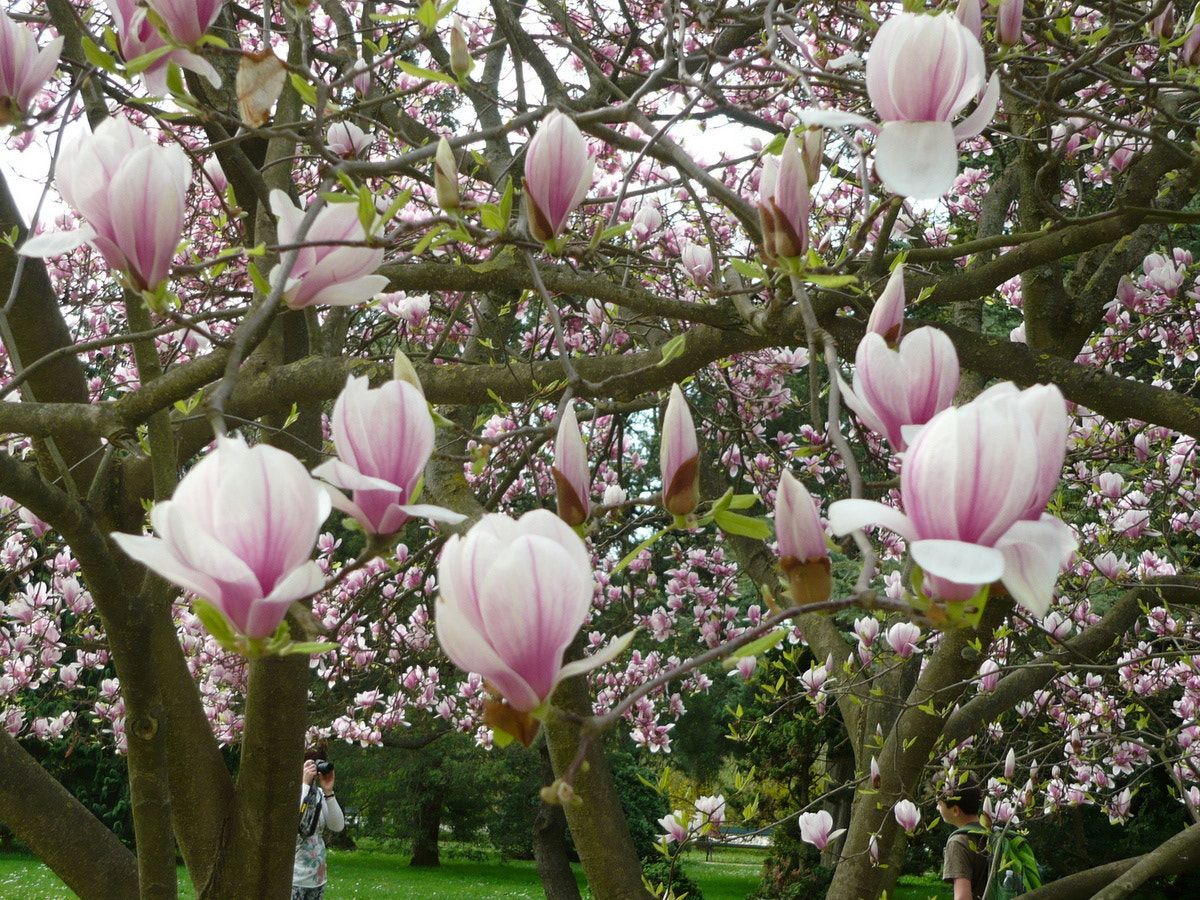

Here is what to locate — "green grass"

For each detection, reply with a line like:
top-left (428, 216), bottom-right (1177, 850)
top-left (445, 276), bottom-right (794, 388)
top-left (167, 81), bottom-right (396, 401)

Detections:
top-left (0, 848), bottom-right (948, 899)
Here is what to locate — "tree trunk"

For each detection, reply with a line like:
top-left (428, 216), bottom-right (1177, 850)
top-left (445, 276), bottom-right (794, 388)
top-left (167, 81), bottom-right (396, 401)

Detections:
top-left (544, 674), bottom-right (653, 900)
top-left (410, 780), bottom-right (442, 867)
top-left (534, 743), bottom-right (582, 900)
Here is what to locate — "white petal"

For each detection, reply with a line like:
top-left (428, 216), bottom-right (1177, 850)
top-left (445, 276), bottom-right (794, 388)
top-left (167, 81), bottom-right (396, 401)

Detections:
top-left (875, 121), bottom-right (959, 199)
top-left (953, 73), bottom-right (1000, 142)
top-left (559, 629), bottom-right (636, 681)
top-left (828, 498), bottom-right (915, 541)
top-left (19, 227), bottom-right (95, 257)
top-left (911, 539), bottom-right (1005, 584)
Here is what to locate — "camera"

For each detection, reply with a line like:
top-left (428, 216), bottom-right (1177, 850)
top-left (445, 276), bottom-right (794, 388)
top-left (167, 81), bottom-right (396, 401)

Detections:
top-left (315, 760), bottom-right (334, 776)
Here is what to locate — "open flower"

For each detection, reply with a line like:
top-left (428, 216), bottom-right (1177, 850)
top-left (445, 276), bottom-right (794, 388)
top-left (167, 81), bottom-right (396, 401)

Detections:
top-left (269, 189), bottom-right (388, 309)
top-left (894, 799), bottom-right (921, 832)
top-left (842, 326), bottom-right (960, 451)
top-left (866, 12), bottom-right (999, 198)
top-left (105, 0), bottom-right (219, 94)
top-left (25, 117), bottom-right (189, 296)
top-left (830, 383), bottom-right (1076, 615)
top-left (145, 0), bottom-right (225, 46)
top-left (523, 111), bottom-right (594, 244)
top-left (435, 511), bottom-right (630, 742)
top-left (312, 375), bottom-right (464, 536)
top-left (0, 8), bottom-right (61, 126)
top-left (111, 436), bottom-right (330, 641)
top-left (798, 810), bottom-right (845, 851)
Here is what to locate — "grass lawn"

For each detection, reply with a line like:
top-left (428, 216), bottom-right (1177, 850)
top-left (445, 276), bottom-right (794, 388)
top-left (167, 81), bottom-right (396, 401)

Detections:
top-left (0, 847), bottom-right (949, 899)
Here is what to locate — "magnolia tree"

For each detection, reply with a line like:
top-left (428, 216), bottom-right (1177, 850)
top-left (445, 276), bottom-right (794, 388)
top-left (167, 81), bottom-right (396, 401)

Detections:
top-left (0, 0), bottom-right (1199, 899)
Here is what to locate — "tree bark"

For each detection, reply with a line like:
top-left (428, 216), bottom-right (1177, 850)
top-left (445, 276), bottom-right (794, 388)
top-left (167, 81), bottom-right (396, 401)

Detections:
top-left (544, 675), bottom-right (653, 900)
top-left (533, 743), bottom-right (583, 900)
top-left (0, 729), bottom-right (139, 900)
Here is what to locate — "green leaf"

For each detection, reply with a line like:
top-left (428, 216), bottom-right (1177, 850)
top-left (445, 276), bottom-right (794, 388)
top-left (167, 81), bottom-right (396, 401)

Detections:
top-left (497, 178), bottom-right (514, 227)
top-left (490, 725), bottom-right (516, 748)
top-left (281, 641), bottom-right (341, 656)
top-left (804, 272), bottom-right (858, 289)
top-left (397, 60), bottom-right (456, 85)
top-left (714, 510), bottom-right (772, 540)
top-left (656, 333), bottom-right (686, 367)
top-left (417, 0), bottom-right (440, 33)
top-left (614, 526), bottom-right (671, 573)
top-left (479, 203), bottom-right (504, 232)
top-left (289, 72), bottom-right (318, 107)
top-left (727, 493), bottom-right (759, 510)
top-left (124, 44), bottom-right (176, 76)
top-left (248, 261), bottom-right (272, 296)
top-left (82, 36), bottom-right (119, 73)
top-left (598, 221), bottom-right (632, 242)
top-left (730, 258), bottom-right (767, 281)
top-left (722, 629), bottom-right (785, 667)
top-left (192, 600), bottom-right (237, 647)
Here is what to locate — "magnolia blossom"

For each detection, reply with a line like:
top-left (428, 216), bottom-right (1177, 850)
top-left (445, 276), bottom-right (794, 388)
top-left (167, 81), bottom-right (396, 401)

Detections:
top-left (658, 812), bottom-right (689, 844)
top-left (866, 12), bottom-right (999, 198)
top-left (312, 375), bottom-right (463, 536)
top-left (0, 9), bottom-right (61, 126)
top-left (886, 621), bottom-right (922, 658)
top-left (523, 111), bottom-right (594, 244)
top-left (552, 403), bottom-right (591, 527)
top-left (105, 0), bottom-right (218, 94)
top-left (680, 241), bottom-right (714, 283)
top-left (145, 0), bottom-right (225, 45)
top-left (757, 131), bottom-right (811, 263)
top-left (661, 384), bottom-right (700, 517)
top-left (434, 137), bottom-right (460, 212)
top-left (111, 436), bottom-right (330, 640)
top-left (435, 511), bottom-right (630, 732)
top-left (893, 799), bottom-right (921, 832)
top-left (843, 326), bottom-right (960, 451)
top-left (798, 810), bottom-right (844, 851)
top-left (24, 117), bottom-right (189, 294)
top-left (956, 0), bottom-right (983, 40)
top-left (326, 121), bottom-right (371, 158)
top-left (692, 795), bottom-right (726, 835)
top-left (269, 190), bottom-right (388, 308)
top-left (631, 204), bottom-right (662, 241)
top-left (831, 383), bottom-right (1076, 615)
top-left (775, 471), bottom-right (831, 606)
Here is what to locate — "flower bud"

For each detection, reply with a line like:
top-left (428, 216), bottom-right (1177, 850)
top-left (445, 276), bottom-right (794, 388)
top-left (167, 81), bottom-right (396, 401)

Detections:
top-left (449, 19), bottom-right (473, 78)
top-left (434, 137), bottom-right (461, 212)
top-left (660, 384), bottom-right (700, 517)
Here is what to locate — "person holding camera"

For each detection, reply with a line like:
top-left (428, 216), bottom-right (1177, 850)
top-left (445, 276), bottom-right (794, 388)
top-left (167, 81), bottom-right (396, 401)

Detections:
top-left (293, 743), bottom-right (344, 900)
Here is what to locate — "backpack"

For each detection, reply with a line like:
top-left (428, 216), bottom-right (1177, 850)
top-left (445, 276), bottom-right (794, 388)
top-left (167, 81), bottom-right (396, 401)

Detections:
top-left (953, 824), bottom-right (1042, 900)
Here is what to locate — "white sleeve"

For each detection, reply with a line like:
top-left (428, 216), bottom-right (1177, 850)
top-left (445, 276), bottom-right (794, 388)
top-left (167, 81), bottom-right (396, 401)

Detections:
top-left (323, 793), bottom-right (346, 832)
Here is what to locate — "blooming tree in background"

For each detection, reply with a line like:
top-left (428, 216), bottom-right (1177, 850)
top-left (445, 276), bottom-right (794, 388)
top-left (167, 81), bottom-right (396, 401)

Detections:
top-left (0, 2), bottom-right (1198, 900)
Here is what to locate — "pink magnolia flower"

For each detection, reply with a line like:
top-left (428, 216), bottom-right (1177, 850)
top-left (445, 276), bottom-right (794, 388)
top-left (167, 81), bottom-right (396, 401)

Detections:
top-left (1004, 747), bottom-right (1017, 779)
top-left (552, 403), bottom-right (591, 527)
top-left (1183, 19), bottom-right (1200, 66)
top-left (893, 799), bottom-right (921, 832)
top-left (693, 795), bottom-right (726, 834)
top-left (842, 325), bottom-right (961, 451)
top-left (866, 12), bottom-right (1000, 198)
top-left (111, 436), bottom-right (331, 640)
top-left (435, 510), bottom-right (629, 722)
top-left (105, 0), bottom-right (218, 94)
top-left (854, 616), bottom-right (880, 647)
top-left (26, 117), bottom-right (189, 294)
top-left (631, 204), bottom-right (662, 241)
top-left (1150, 3), bottom-right (1175, 40)
top-left (979, 658), bottom-right (1000, 693)
top-left (997, 0), bottom-right (1025, 47)
top-left (886, 622), bottom-right (922, 658)
top-left (269, 189), bottom-right (388, 309)
top-left (523, 111), bottom-right (594, 244)
top-left (680, 241), bottom-right (714, 283)
top-left (661, 384), bottom-right (700, 517)
top-left (830, 383), bottom-right (1076, 615)
top-left (312, 375), bottom-right (464, 536)
top-left (326, 121), bottom-right (371, 158)
top-left (775, 471), bottom-right (831, 606)
top-left (0, 8), bottom-right (61, 126)
top-left (144, 0), bottom-right (225, 46)
top-left (798, 810), bottom-right (844, 851)
top-left (757, 131), bottom-right (811, 263)
top-left (659, 812), bottom-right (689, 844)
